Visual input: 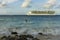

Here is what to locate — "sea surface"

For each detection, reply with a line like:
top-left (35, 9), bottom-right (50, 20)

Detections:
top-left (0, 15), bottom-right (60, 36)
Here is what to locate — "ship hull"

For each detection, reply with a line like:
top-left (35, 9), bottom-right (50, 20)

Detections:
top-left (27, 11), bottom-right (55, 15)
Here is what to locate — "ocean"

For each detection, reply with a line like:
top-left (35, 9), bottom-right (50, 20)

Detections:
top-left (0, 15), bottom-right (60, 36)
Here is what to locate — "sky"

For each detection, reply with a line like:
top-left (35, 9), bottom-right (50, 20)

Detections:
top-left (0, 0), bottom-right (60, 15)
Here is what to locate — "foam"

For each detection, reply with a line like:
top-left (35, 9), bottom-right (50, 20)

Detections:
top-left (0, 27), bottom-right (60, 36)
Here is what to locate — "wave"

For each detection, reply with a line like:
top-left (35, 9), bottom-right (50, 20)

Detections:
top-left (0, 19), bottom-right (5, 21)
top-left (0, 27), bottom-right (60, 36)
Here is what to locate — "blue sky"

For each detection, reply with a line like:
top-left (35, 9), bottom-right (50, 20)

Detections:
top-left (0, 0), bottom-right (60, 15)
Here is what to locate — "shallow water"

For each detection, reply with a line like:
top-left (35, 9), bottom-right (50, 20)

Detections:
top-left (0, 15), bottom-right (60, 35)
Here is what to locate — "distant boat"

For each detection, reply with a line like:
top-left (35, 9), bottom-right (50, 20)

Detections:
top-left (27, 11), bottom-right (55, 15)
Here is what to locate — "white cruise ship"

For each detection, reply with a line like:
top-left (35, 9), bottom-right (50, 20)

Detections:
top-left (27, 11), bottom-right (55, 15)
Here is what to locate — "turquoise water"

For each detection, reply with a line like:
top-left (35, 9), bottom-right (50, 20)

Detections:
top-left (0, 15), bottom-right (60, 35)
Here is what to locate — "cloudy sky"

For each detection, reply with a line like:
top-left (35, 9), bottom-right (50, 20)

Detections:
top-left (0, 0), bottom-right (60, 15)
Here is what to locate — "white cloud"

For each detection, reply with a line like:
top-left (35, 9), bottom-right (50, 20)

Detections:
top-left (43, 0), bottom-right (56, 8)
top-left (21, 0), bottom-right (31, 8)
top-left (0, 0), bottom-right (18, 8)
top-left (0, 0), bottom-right (18, 4)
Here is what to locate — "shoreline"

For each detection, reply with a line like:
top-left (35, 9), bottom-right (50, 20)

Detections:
top-left (0, 32), bottom-right (60, 40)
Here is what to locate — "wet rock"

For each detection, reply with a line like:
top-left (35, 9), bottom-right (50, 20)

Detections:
top-left (7, 36), bottom-right (11, 40)
top-left (18, 35), bottom-right (27, 40)
top-left (38, 33), bottom-right (43, 35)
top-left (19, 37), bottom-right (27, 40)
top-left (7, 35), bottom-right (18, 40)
top-left (15, 35), bottom-right (20, 40)
top-left (25, 35), bottom-right (34, 38)
top-left (0, 32), bottom-right (41, 40)
top-left (19, 34), bottom-right (40, 40)
top-left (11, 32), bottom-right (18, 35)
top-left (19, 34), bottom-right (34, 38)
top-left (32, 38), bottom-right (40, 40)
top-left (1, 36), bottom-right (7, 40)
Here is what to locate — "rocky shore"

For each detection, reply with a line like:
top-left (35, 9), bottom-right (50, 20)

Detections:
top-left (0, 32), bottom-right (60, 40)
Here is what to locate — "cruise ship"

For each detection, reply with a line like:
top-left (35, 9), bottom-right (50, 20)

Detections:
top-left (27, 11), bottom-right (55, 15)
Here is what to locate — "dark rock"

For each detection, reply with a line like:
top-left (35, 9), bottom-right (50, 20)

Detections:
top-left (1, 36), bottom-right (7, 39)
top-left (25, 35), bottom-right (34, 38)
top-left (15, 35), bottom-right (19, 40)
top-left (19, 35), bottom-right (27, 38)
top-left (19, 37), bottom-right (27, 40)
top-left (19, 34), bottom-right (34, 38)
top-left (7, 36), bottom-right (11, 40)
top-left (38, 33), bottom-right (43, 35)
top-left (7, 35), bottom-right (18, 40)
top-left (32, 38), bottom-right (40, 40)
top-left (11, 32), bottom-right (17, 34)
top-left (0, 33), bottom-right (40, 40)
top-left (19, 34), bottom-right (34, 40)
top-left (9, 37), bottom-right (15, 40)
